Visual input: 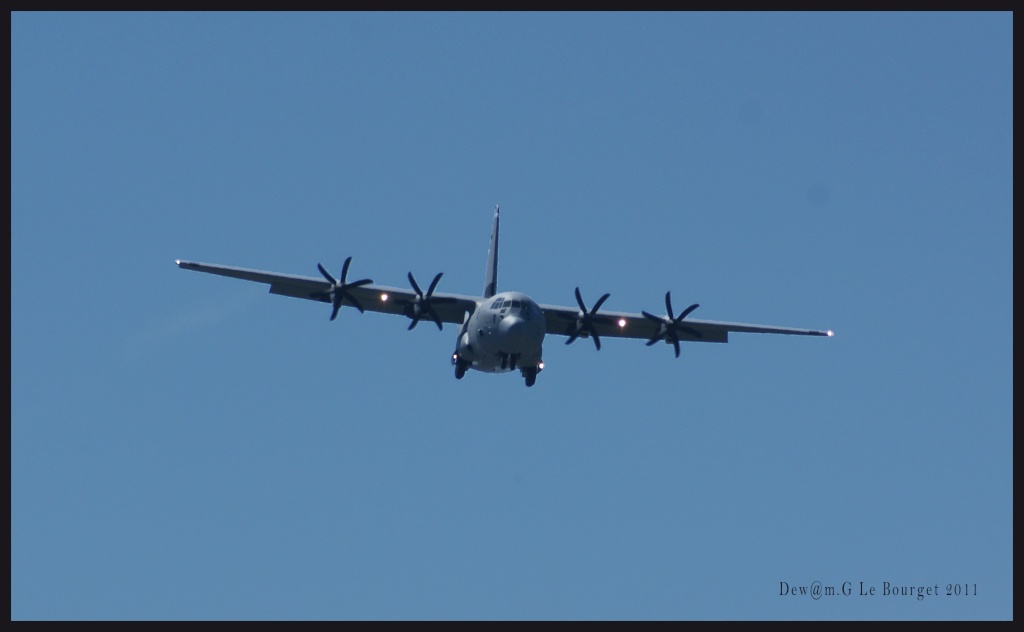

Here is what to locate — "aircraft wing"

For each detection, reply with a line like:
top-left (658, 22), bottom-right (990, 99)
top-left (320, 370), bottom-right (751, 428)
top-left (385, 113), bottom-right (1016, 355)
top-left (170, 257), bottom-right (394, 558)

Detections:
top-left (176, 260), bottom-right (479, 327)
top-left (540, 302), bottom-right (832, 345)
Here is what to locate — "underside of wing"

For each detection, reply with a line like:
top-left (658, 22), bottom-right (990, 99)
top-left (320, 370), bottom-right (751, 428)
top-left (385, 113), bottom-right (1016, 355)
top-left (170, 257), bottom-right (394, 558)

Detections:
top-left (541, 303), bottom-right (832, 345)
top-left (542, 304), bottom-right (726, 343)
top-left (176, 260), bottom-right (478, 327)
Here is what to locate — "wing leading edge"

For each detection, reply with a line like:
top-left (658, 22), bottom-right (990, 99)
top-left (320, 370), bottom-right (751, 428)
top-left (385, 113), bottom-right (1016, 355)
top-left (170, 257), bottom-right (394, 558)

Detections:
top-left (175, 260), bottom-right (478, 326)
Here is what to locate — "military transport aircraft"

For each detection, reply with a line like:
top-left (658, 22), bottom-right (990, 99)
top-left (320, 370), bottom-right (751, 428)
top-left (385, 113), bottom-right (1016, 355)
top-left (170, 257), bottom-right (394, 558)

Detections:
top-left (176, 206), bottom-right (832, 387)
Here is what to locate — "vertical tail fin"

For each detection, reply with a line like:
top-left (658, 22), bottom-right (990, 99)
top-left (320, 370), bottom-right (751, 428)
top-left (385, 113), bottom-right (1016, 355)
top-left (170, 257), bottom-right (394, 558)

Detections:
top-left (483, 205), bottom-right (499, 298)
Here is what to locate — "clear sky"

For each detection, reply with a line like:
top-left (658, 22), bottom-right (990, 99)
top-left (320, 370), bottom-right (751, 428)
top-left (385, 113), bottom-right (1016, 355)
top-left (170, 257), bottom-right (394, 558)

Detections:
top-left (11, 12), bottom-right (1012, 621)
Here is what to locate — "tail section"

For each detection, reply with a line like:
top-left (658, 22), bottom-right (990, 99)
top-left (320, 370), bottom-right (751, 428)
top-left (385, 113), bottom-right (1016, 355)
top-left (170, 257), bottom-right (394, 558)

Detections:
top-left (483, 205), bottom-right (499, 298)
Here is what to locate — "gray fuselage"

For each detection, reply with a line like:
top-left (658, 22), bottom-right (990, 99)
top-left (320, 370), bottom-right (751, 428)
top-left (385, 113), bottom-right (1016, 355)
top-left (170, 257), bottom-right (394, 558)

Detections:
top-left (456, 291), bottom-right (545, 373)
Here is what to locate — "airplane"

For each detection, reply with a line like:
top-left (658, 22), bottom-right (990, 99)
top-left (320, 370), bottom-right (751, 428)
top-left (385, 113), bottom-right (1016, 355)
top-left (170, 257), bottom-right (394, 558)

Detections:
top-left (176, 206), bottom-right (832, 387)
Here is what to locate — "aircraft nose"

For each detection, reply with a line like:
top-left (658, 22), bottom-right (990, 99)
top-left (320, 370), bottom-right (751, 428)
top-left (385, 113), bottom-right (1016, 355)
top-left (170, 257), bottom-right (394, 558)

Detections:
top-left (498, 315), bottom-right (534, 348)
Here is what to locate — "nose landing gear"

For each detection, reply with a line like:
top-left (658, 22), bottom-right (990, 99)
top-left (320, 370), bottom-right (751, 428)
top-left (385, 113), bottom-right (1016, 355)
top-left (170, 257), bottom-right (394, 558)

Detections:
top-left (499, 352), bottom-right (519, 371)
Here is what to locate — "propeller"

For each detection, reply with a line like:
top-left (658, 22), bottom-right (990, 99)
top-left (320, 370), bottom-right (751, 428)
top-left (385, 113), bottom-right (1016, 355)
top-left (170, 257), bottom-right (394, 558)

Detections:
top-left (405, 271), bottom-right (456, 330)
top-left (641, 291), bottom-right (702, 358)
top-left (565, 287), bottom-right (610, 351)
top-left (314, 257), bottom-right (374, 321)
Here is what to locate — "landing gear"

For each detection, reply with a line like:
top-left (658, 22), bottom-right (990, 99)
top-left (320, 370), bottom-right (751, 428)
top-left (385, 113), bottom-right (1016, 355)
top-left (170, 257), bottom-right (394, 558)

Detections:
top-left (499, 352), bottom-right (518, 371)
top-left (522, 366), bottom-right (538, 387)
top-left (453, 354), bottom-right (469, 380)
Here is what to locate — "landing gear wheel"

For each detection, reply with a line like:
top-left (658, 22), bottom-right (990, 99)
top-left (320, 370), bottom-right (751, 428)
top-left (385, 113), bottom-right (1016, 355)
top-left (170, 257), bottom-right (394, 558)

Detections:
top-left (454, 357), bottom-right (468, 380)
top-left (523, 367), bottom-right (537, 387)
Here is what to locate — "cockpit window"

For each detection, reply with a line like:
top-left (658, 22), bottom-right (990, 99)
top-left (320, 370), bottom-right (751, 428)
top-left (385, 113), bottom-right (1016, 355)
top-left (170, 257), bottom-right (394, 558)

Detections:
top-left (493, 297), bottom-right (535, 313)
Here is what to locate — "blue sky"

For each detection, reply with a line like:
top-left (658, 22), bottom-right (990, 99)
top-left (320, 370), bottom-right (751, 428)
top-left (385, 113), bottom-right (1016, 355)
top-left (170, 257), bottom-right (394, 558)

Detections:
top-left (11, 12), bottom-right (1012, 620)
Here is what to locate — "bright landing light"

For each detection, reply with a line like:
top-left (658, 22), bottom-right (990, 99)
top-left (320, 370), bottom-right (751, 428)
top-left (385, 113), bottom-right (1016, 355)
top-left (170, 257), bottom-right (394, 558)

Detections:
top-left (618, 318), bottom-right (626, 328)
top-left (380, 293), bottom-right (388, 302)
top-left (827, 330), bottom-right (834, 337)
